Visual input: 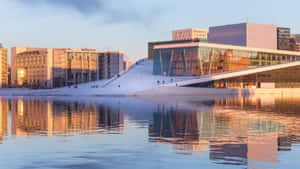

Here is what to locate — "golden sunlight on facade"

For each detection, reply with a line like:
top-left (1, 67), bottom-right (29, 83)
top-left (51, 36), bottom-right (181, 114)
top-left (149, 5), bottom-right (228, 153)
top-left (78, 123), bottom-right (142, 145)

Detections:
top-left (11, 47), bottom-right (125, 88)
top-left (0, 43), bottom-right (8, 88)
top-left (10, 100), bottom-right (124, 136)
top-left (172, 28), bottom-right (208, 41)
top-left (0, 99), bottom-right (8, 142)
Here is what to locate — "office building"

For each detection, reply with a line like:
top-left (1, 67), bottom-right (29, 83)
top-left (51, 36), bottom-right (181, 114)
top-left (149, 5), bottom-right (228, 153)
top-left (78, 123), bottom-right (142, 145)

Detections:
top-left (11, 47), bottom-right (124, 88)
top-left (0, 44), bottom-right (8, 88)
top-left (208, 23), bottom-right (277, 49)
top-left (277, 27), bottom-right (291, 50)
top-left (172, 28), bottom-right (207, 41)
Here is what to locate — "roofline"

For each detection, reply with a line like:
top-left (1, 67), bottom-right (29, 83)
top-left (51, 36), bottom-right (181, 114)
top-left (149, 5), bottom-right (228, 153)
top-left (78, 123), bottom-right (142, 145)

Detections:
top-left (12, 47), bottom-right (124, 54)
top-left (209, 22), bottom-right (277, 29)
top-left (153, 42), bottom-right (300, 56)
top-left (172, 28), bottom-right (207, 32)
top-left (165, 61), bottom-right (300, 87)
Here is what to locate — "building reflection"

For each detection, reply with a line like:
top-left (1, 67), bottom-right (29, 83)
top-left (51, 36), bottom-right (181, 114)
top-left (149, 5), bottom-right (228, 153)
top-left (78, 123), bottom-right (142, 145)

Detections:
top-left (0, 99), bottom-right (9, 143)
top-left (10, 100), bottom-right (124, 137)
top-left (149, 97), bottom-right (300, 166)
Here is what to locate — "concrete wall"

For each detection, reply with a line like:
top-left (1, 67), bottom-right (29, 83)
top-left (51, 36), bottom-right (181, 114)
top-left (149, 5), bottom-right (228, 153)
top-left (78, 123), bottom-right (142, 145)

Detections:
top-left (209, 23), bottom-right (247, 46)
top-left (209, 23), bottom-right (277, 49)
top-left (247, 23), bottom-right (277, 49)
top-left (134, 86), bottom-right (300, 97)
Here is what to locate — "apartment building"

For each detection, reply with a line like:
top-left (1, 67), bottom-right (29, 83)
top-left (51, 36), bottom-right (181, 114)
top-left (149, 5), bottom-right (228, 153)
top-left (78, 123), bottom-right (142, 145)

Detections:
top-left (11, 47), bottom-right (124, 88)
top-left (0, 44), bottom-right (8, 88)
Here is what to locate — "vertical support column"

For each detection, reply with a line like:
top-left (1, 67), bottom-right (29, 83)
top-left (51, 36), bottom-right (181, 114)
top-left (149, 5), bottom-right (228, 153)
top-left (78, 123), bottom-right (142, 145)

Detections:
top-left (159, 49), bottom-right (163, 76)
top-left (81, 53), bottom-right (84, 83)
top-left (209, 49), bottom-right (214, 75)
top-left (167, 49), bottom-right (174, 76)
top-left (96, 53), bottom-right (99, 81)
top-left (198, 47), bottom-right (203, 76)
top-left (183, 48), bottom-right (188, 76)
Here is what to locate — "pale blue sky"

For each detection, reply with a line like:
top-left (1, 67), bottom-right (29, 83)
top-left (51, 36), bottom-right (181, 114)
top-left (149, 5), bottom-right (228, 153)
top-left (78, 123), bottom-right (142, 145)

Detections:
top-left (1, 0), bottom-right (300, 63)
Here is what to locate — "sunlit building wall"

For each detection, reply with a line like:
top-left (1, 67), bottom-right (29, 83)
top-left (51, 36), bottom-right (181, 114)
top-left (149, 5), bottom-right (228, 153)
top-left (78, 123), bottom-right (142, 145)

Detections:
top-left (11, 47), bottom-right (54, 88)
top-left (172, 28), bottom-right (208, 41)
top-left (11, 47), bottom-right (125, 88)
top-left (61, 49), bottom-right (98, 87)
top-left (0, 44), bottom-right (8, 88)
top-left (290, 34), bottom-right (300, 51)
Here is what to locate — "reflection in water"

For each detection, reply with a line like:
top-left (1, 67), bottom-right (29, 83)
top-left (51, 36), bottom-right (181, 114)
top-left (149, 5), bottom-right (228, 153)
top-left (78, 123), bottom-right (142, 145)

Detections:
top-left (149, 96), bottom-right (300, 167)
top-left (0, 96), bottom-right (300, 168)
top-left (0, 100), bottom-right (8, 142)
top-left (9, 100), bottom-right (124, 137)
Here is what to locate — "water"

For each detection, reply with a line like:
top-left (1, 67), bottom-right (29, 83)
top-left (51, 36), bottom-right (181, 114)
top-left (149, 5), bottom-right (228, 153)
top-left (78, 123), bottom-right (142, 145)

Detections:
top-left (0, 95), bottom-right (300, 169)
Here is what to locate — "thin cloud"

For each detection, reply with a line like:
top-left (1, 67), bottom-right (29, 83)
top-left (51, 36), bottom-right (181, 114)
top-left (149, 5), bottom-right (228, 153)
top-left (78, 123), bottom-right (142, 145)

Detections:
top-left (18, 0), bottom-right (104, 15)
top-left (17, 0), bottom-right (162, 25)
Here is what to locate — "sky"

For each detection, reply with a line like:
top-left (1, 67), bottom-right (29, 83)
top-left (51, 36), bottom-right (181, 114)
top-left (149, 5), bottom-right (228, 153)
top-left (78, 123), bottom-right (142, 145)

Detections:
top-left (1, 0), bottom-right (300, 63)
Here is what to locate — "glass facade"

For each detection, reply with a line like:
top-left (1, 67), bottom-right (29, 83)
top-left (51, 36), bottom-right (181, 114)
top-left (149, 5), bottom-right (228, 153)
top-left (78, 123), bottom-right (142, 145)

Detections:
top-left (185, 65), bottom-right (300, 88)
top-left (153, 45), bottom-right (300, 76)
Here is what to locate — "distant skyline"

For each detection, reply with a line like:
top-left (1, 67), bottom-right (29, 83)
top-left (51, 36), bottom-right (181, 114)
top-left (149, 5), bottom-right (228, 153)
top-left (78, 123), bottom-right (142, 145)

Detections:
top-left (1, 0), bottom-right (300, 63)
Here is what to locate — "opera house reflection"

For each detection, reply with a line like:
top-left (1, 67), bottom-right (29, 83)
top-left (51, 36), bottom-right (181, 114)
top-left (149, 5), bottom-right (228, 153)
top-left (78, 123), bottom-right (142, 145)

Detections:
top-left (149, 96), bottom-right (300, 166)
top-left (0, 96), bottom-right (300, 168)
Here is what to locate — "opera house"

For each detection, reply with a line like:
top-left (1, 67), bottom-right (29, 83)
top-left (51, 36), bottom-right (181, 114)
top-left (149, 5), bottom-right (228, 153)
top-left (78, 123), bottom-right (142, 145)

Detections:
top-left (150, 23), bottom-right (300, 89)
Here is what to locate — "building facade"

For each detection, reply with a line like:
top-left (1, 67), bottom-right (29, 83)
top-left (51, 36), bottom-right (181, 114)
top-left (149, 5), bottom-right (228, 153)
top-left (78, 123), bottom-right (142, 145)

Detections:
top-left (0, 44), bottom-right (8, 88)
top-left (208, 23), bottom-right (277, 50)
top-left (277, 27), bottom-right (291, 50)
top-left (11, 47), bottom-right (54, 88)
top-left (11, 47), bottom-right (124, 88)
top-left (153, 42), bottom-right (300, 77)
top-left (172, 28), bottom-right (207, 41)
top-left (97, 52), bottom-right (124, 80)
top-left (148, 40), bottom-right (208, 60)
top-left (290, 34), bottom-right (300, 51)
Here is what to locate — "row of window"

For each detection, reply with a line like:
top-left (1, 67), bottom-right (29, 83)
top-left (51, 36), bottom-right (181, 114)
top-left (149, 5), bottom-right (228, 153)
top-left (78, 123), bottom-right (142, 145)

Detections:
top-left (154, 47), bottom-right (300, 76)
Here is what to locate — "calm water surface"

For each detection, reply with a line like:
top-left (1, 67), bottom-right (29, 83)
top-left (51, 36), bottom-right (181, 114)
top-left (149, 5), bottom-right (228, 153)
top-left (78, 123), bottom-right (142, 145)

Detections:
top-left (0, 95), bottom-right (300, 169)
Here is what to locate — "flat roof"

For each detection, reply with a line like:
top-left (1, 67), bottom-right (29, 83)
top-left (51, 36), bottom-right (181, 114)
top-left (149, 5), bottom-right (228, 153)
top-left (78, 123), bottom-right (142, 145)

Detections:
top-left (153, 41), bottom-right (300, 56)
top-left (209, 22), bottom-right (277, 28)
top-left (172, 28), bottom-right (207, 32)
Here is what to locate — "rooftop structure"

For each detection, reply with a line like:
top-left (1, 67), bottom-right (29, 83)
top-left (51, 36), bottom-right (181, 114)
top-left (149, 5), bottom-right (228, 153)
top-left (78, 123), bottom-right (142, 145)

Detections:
top-left (148, 39), bottom-right (208, 60)
top-left (208, 23), bottom-right (277, 49)
top-left (172, 28), bottom-right (207, 41)
top-left (277, 27), bottom-right (291, 50)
